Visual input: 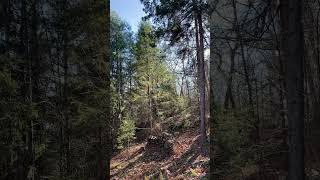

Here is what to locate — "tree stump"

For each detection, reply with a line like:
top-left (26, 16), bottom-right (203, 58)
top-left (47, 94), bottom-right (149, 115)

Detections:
top-left (145, 132), bottom-right (174, 159)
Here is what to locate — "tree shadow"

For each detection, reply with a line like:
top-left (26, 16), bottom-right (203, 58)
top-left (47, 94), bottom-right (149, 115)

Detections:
top-left (111, 148), bottom-right (145, 178)
top-left (111, 135), bottom-right (210, 179)
top-left (167, 136), bottom-right (208, 176)
top-left (140, 148), bottom-right (172, 163)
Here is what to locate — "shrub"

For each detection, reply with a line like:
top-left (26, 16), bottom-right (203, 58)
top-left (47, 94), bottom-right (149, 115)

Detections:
top-left (117, 117), bottom-right (136, 149)
top-left (214, 107), bottom-right (256, 176)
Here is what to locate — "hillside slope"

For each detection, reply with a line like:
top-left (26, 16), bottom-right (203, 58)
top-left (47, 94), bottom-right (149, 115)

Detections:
top-left (111, 128), bottom-right (209, 179)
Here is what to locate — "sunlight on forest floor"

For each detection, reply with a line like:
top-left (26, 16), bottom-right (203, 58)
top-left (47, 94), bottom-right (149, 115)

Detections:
top-left (110, 128), bottom-right (209, 179)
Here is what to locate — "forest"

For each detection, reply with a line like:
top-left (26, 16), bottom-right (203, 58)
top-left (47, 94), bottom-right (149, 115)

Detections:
top-left (0, 0), bottom-right (319, 179)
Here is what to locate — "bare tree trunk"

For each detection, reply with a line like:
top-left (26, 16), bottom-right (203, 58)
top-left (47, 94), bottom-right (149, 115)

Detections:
top-left (59, 0), bottom-right (70, 178)
top-left (209, 2), bottom-right (215, 178)
top-left (18, 0), bottom-right (28, 178)
top-left (195, 8), bottom-right (207, 148)
top-left (279, 0), bottom-right (289, 131)
top-left (281, 0), bottom-right (305, 178)
top-left (28, 0), bottom-right (40, 179)
top-left (105, 2), bottom-right (111, 179)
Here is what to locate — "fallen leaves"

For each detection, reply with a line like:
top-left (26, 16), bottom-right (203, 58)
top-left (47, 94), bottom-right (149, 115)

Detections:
top-left (110, 128), bottom-right (209, 179)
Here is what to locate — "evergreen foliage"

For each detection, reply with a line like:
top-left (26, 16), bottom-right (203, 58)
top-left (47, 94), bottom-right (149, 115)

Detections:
top-left (0, 0), bottom-right (110, 179)
top-left (132, 21), bottom-right (178, 127)
top-left (117, 117), bottom-right (136, 149)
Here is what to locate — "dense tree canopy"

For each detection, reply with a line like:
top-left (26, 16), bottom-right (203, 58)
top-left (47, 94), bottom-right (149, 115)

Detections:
top-left (0, 0), bottom-right (110, 179)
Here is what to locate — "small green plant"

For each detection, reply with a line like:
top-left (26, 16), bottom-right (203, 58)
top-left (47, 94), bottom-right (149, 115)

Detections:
top-left (190, 168), bottom-right (198, 177)
top-left (117, 117), bottom-right (136, 149)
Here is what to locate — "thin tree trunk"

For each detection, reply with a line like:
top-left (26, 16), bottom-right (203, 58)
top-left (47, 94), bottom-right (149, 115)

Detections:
top-left (195, 9), bottom-right (207, 148)
top-left (18, 0), bottom-right (28, 179)
top-left (224, 45), bottom-right (237, 109)
top-left (209, 2), bottom-right (215, 178)
top-left (60, 0), bottom-right (70, 177)
top-left (106, 1), bottom-right (111, 178)
top-left (278, 0), bottom-right (290, 152)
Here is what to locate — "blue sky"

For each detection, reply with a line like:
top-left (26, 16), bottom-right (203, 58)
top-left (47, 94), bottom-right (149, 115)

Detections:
top-left (111, 0), bottom-right (146, 33)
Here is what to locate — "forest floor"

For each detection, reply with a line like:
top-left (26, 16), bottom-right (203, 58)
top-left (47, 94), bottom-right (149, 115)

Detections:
top-left (110, 127), bottom-right (320, 180)
top-left (110, 128), bottom-right (209, 180)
